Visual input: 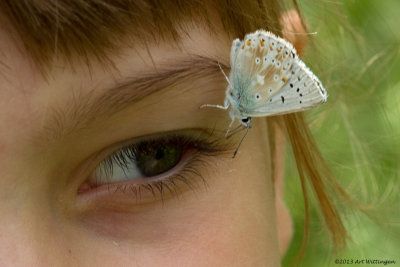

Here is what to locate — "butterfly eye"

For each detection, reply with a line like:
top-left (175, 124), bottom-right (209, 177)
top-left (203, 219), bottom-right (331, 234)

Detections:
top-left (274, 74), bottom-right (279, 81)
top-left (230, 91), bottom-right (234, 96)
top-left (255, 58), bottom-right (260, 64)
top-left (255, 93), bottom-right (261, 101)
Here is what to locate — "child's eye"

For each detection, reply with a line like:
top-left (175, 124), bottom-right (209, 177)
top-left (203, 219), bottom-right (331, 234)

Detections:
top-left (78, 130), bottom-right (230, 200)
top-left (91, 137), bottom-right (184, 185)
top-left (131, 141), bottom-right (183, 177)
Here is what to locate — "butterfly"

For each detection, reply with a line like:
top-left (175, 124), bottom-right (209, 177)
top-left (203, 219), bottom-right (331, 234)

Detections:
top-left (201, 30), bottom-right (327, 156)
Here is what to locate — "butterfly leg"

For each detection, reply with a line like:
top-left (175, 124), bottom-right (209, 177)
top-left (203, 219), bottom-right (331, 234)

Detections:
top-left (200, 104), bottom-right (228, 109)
top-left (200, 98), bottom-right (230, 110)
top-left (225, 109), bottom-right (236, 137)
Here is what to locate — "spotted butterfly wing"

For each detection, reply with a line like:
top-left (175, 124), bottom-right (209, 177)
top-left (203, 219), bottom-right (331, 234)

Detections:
top-left (229, 30), bottom-right (327, 117)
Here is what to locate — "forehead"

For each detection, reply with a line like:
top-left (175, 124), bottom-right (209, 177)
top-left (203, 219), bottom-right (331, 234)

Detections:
top-left (0, 21), bottom-right (230, 86)
top-left (0, 24), bottom-right (231, 127)
top-left (0, 1), bottom-right (283, 74)
top-left (0, 20), bottom-right (231, 156)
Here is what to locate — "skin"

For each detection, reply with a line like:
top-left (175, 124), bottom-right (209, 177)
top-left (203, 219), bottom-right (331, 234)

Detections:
top-left (0, 11), bottom-right (304, 267)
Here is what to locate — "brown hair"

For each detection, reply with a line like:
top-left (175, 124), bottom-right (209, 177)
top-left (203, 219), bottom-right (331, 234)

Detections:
top-left (0, 0), bottom-right (346, 252)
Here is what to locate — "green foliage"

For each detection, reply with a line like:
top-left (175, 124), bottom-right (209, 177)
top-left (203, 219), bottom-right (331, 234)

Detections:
top-left (282, 1), bottom-right (400, 266)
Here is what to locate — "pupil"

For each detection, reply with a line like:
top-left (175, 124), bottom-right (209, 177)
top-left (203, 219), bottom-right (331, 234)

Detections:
top-left (242, 118), bottom-right (249, 123)
top-left (136, 143), bottom-right (182, 177)
top-left (155, 149), bottom-right (164, 160)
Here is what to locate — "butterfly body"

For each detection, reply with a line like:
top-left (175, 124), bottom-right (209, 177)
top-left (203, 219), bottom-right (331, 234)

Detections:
top-left (201, 30), bottom-right (327, 143)
top-left (203, 30), bottom-right (327, 131)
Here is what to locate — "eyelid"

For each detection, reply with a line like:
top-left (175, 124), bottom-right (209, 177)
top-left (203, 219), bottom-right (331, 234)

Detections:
top-left (77, 128), bottom-right (234, 203)
top-left (88, 140), bottom-right (192, 187)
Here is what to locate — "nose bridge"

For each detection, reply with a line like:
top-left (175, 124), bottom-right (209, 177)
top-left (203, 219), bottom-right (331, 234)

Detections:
top-left (0, 177), bottom-right (67, 266)
top-left (0, 147), bottom-right (71, 265)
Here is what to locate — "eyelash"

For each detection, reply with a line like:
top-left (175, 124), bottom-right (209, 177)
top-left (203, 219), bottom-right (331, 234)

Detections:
top-left (82, 131), bottom-right (231, 201)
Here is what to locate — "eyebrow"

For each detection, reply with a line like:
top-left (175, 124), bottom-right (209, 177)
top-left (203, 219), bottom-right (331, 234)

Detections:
top-left (41, 56), bottom-right (228, 143)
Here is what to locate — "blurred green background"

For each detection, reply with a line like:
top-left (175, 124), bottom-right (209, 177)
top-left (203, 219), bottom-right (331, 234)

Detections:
top-left (282, 0), bottom-right (400, 266)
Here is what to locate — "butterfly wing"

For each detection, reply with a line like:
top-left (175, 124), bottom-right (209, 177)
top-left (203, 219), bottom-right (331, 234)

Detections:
top-left (230, 30), bottom-right (327, 117)
top-left (230, 38), bottom-right (243, 67)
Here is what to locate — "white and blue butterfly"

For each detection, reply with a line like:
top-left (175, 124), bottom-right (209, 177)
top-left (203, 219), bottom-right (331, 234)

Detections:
top-left (202, 29), bottom-right (327, 132)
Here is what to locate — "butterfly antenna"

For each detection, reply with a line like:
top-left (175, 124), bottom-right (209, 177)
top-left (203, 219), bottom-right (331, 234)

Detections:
top-left (232, 126), bottom-right (249, 158)
top-left (200, 62), bottom-right (232, 111)
top-left (217, 62), bottom-right (233, 88)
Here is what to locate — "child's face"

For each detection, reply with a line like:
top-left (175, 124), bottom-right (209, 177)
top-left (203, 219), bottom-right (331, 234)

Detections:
top-left (0, 19), bottom-right (284, 266)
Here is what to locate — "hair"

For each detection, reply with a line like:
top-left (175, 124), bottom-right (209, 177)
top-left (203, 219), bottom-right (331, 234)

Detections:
top-left (0, 0), bottom-right (347, 254)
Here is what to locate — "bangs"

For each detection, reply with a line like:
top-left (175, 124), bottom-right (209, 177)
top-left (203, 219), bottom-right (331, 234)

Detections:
top-left (0, 0), bottom-right (283, 72)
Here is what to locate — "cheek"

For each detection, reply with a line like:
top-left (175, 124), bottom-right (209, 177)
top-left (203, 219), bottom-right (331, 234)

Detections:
top-left (70, 118), bottom-right (280, 266)
top-left (213, 117), bottom-right (281, 264)
top-left (275, 195), bottom-right (294, 256)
